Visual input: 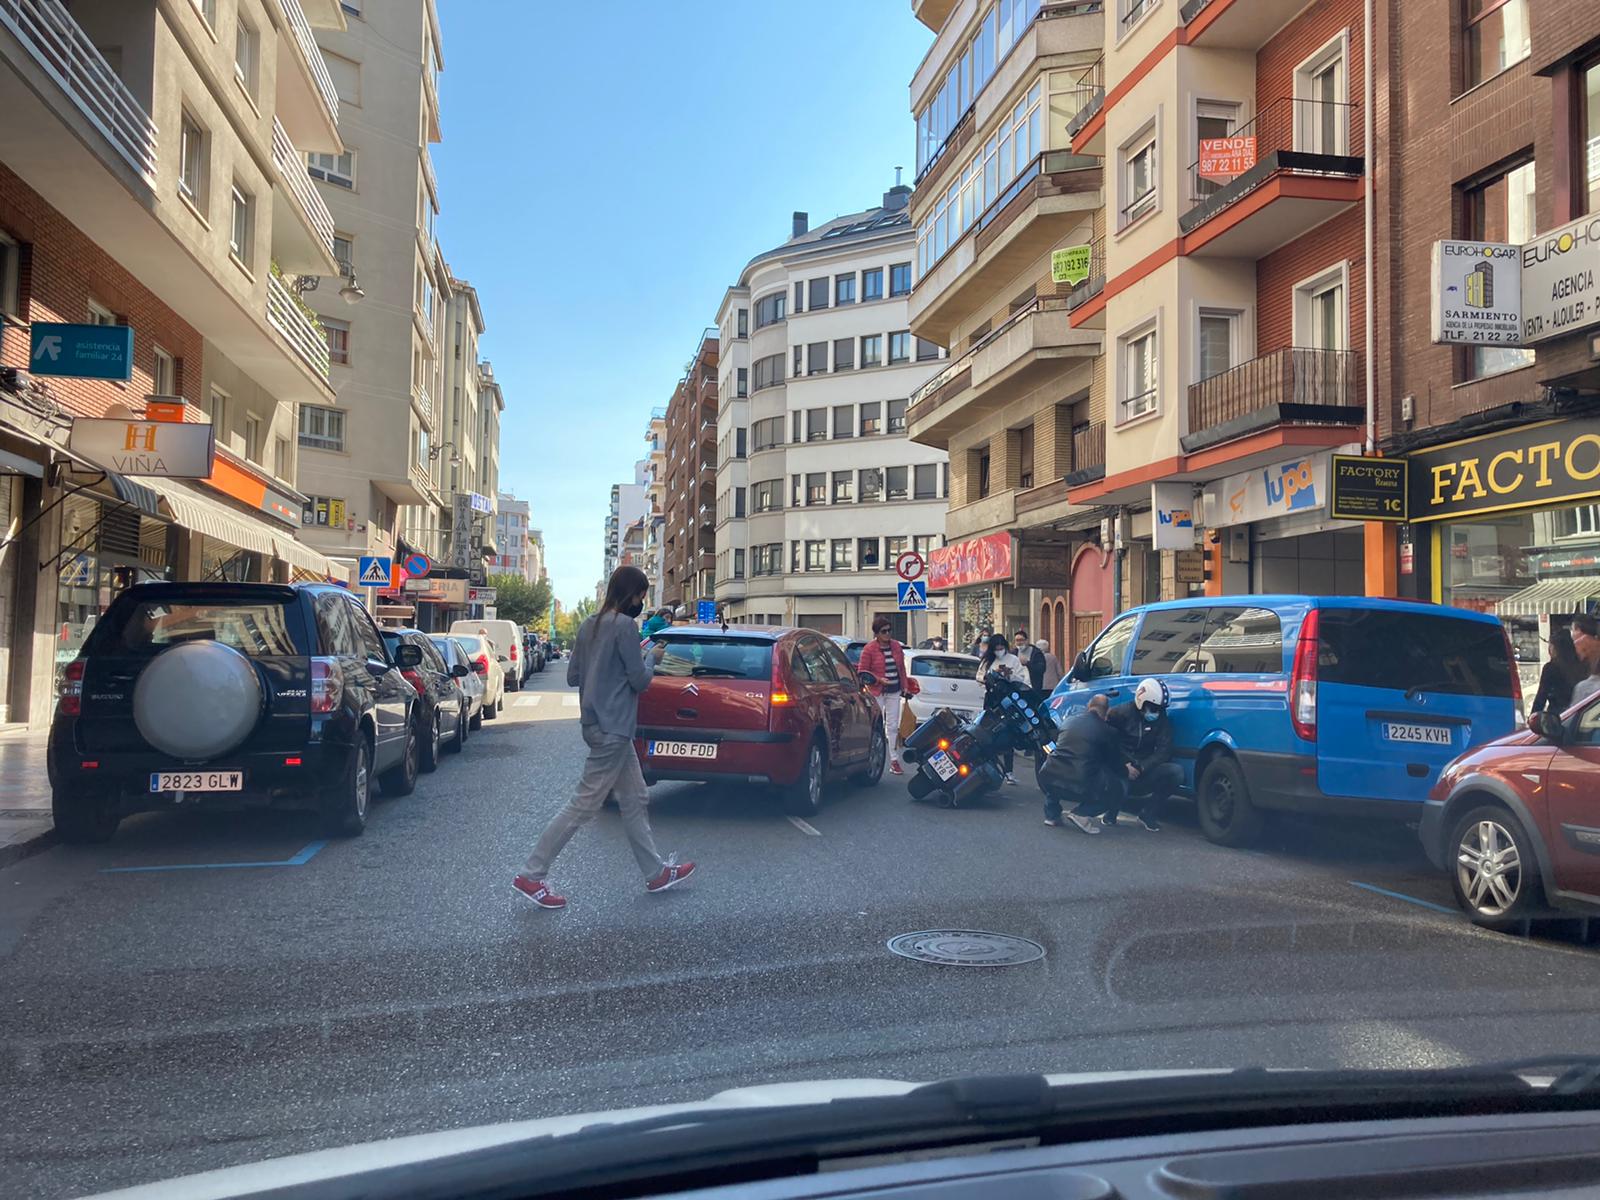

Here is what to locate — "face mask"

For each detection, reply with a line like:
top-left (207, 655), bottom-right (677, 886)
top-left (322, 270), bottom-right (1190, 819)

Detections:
top-left (1143, 708), bottom-right (1160, 724)
top-left (623, 599), bottom-right (644, 618)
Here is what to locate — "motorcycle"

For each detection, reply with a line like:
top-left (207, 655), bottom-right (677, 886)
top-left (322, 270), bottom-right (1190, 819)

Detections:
top-left (897, 674), bottom-right (1059, 808)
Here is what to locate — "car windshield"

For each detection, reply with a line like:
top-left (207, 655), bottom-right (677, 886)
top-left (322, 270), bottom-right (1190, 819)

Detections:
top-left (651, 635), bottom-right (773, 679)
top-left (454, 635), bottom-right (488, 655)
top-left (910, 654), bottom-right (978, 679)
top-left (91, 598), bottom-right (302, 657)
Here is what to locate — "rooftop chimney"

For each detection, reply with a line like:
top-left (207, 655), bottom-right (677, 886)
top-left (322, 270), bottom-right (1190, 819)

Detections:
top-left (792, 211), bottom-right (809, 238)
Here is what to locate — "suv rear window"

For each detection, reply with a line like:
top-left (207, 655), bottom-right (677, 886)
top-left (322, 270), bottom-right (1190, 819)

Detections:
top-left (93, 599), bottom-right (302, 657)
top-left (652, 635), bottom-right (773, 680)
top-left (911, 654), bottom-right (978, 680)
top-left (1316, 608), bottom-right (1513, 697)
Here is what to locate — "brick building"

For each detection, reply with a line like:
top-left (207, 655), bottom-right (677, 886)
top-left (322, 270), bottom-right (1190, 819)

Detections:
top-left (662, 330), bottom-right (717, 609)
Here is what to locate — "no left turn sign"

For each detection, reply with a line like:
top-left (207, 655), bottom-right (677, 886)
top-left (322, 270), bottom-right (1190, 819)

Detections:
top-left (895, 550), bottom-right (926, 582)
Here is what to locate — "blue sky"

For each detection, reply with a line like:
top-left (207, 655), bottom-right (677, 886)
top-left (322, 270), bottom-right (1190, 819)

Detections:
top-left (432, 1), bottom-right (932, 607)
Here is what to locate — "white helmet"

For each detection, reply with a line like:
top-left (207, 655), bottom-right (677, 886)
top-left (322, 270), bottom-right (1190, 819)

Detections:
top-left (1133, 677), bottom-right (1169, 715)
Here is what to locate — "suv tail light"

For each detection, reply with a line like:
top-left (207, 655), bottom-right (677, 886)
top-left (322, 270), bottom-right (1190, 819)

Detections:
top-left (1501, 624), bottom-right (1525, 725)
top-left (311, 657), bottom-right (344, 714)
top-left (58, 659), bottom-right (85, 716)
top-left (401, 668), bottom-right (427, 697)
top-left (473, 654), bottom-right (489, 675)
top-left (1288, 608), bottom-right (1319, 742)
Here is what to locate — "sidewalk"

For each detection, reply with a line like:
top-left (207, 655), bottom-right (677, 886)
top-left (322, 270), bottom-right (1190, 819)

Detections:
top-left (0, 732), bottom-right (54, 867)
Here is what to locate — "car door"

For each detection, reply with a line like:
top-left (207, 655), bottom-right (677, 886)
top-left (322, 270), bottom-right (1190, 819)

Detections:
top-left (1542, 697), bottom-right (1600, 899)
top-left (1053, 610), bottom-right (1143, 719)
top-left (822, 638), bottom-right (874, 761)
top-left (346, 597), bottom-right (409, 769)
top-left (796, 636), bottom-right (853, 765)
top-left (419, 636), bottom-right (458, 737)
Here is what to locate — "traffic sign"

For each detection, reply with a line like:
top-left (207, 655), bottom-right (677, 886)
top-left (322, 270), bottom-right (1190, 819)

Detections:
top-left (29, 322), bottom-right (133, 380)
top-left (357, 556), bottom-right (392, 587)
top-left (403, 552), bottom-right (431, 577)
top-left (895, 550), bottom-right (926, 582)
top-left (897, 580), bottom-right (928, 611)
top-left (697, 600), bottom-right (716, 623)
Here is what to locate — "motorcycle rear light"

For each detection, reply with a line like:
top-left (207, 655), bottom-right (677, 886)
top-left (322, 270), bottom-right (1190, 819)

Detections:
top-left (58, 659), bottom-right (85, 716)
top-left (311, 657), bottom-right (344, 714)
top-left (285, 756), bottom-right (303, 766)
top-left (937, 738), bottom-right (949, 750)
top-left (958, 763), bottom-right (970, 776)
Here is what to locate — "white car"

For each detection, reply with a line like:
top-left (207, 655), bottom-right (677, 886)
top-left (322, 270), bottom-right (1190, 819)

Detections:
top-left (903, 650), bottom-right (985, 725)
top-left (450, 633), bottom-right (505, 721)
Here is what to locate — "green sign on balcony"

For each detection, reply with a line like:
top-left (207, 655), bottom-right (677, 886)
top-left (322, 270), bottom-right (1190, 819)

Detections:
top-left (1051, 245), bottom-right (1091, 287)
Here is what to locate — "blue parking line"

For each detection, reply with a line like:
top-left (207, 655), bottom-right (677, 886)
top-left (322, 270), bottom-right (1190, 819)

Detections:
top-left (1349, 880), bottom-right (1456, 915)
top-left (102, 840), bottom-right (326, 874)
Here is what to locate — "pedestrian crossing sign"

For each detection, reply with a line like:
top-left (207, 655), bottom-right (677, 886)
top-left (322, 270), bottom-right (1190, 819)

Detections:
top-left (357, 555), bottom-right (392, 587)
top-left (897, 580), bottom-right (928, 610)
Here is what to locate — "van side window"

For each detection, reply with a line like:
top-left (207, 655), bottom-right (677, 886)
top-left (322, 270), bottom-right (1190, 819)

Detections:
top-left (1085, 614), bottom-right (1139, 679)
top-left (1193, 607), bottom-right (1285, 674)
top-left (1130, 607), bottom-right (1211, 675)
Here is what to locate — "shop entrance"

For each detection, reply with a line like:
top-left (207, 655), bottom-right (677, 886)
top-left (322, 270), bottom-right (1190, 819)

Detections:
top-left (1252, 526), bottom-right (1363, 594)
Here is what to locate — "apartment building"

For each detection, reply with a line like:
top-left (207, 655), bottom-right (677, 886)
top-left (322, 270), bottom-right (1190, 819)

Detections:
top-left (642, 406), bottom-right (667, 599)
top-left (603, 469), bottom-right (646, 585)
top-left (430, 278), bottom-right (501, 609)
top-left (714, 189), bottom-right (951, 639)
top-left (295, 0), bottom-right (451, 598)
top-left (906, 0), bottom-right (1108, 655)
top-left (527, 526), bottom-right (546, 585)
top-left (494, 490), bottom-right (536, 583)
top-left (0, 0), bottom-right (349, 725)
top-left (662, 332), bottom-right (718, 609)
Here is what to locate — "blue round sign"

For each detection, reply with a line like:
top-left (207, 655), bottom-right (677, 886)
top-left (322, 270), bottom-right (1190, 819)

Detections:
top-left (403, 553), bottom-right (431, 578)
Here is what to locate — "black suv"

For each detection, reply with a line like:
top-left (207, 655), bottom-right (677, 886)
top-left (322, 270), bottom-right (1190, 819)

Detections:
top-left (49, 581), bottom-right (420, 843)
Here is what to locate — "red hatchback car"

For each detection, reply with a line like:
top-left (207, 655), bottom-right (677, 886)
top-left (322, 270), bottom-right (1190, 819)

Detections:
top-left (635, 626), bottom-right (886, 815)
top-left (1421, 691), bottom-right (1600, 929)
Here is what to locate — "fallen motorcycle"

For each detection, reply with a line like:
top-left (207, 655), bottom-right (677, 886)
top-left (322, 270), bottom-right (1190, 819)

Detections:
top-left (898, 675), bottom-right (1058, 807)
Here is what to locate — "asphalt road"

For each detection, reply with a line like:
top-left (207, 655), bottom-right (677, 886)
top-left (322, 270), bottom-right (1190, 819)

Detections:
top-left (5, 667), bottom-right (1600, 1198)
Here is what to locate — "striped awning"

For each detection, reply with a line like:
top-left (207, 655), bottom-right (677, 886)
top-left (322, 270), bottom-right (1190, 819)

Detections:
top-left (1495, 577), bottom-right (1600, 617)
top-left (139, 478), bottom-right (343, 577)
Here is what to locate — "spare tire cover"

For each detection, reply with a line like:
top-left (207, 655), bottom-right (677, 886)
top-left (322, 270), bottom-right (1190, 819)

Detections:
top-left (133, 641), bottom-right (263, 760)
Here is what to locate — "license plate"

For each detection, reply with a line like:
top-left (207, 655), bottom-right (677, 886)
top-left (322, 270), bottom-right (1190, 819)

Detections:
top-left (1383, 722), bottom-right (1452, 746)
top-left (150, 771), bottom-right (243, 793)
top-left (647, 741), bottom-right (718, 760)
top-left (928, 749), bottom-right (958, 781)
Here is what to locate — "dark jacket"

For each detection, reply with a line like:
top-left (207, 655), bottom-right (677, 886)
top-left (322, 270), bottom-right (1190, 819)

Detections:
top-left (1020, 644), bottom-right (1047, 691)
top-left (1105, 702), bottom-right (1173, 773)
top-left (1531, 658), bottom-right (1578, 715)
top-left (1041, 710), bottom-right (1127, 794)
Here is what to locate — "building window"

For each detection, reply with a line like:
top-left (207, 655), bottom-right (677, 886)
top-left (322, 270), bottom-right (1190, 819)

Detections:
top-left (913, 464), bottom-right (939, 499)
top-left (1463, 0), bottom-right (1529, 91)
top-left (1197, 309), bottom-right (1238, 382)
top-left (886, 535), bottom-right (908, 563)
top-left (274, 436), bottom-right (290, 479)
top-left (806, 472), bottom-right (826, 504)
top-left (794, 281), bottom-right (805, 312)
top-left (307, 150), bottom-right (356, 188)
top-left (886, 466), bottom-right (910, 501)
top-left (807, 408), bottom-right (827, 441)
top-left (151, 345), bottom-right (175, 397)
top-left (860, 467), bottom-right (882, 502)
top-left (890, 262), bottom-right (912, 296)
top-left (194, 0), bottom-right (217, 28)
top-left (234, 16), bottom-right (259, 97)
top-left (835, 274), bottom-right (856, 305)
top-left (1120, 124), bottom-right (1157, 227)
top-left (752, 416), bottom-right (784, 451)
top-left (858, 538), bottom-right (881, 570)
top-left (179, 111), bottom-right (208, 208)
top-left (915, 337), bottom-right (941, 361)
top-left (831, 539), bottom-right (854, 571)
top-left (862, 267), bottom-right (884, 301)
top-left (203, 387), bottom-right (229, 438)
top-left (737, 307), bottom-right (748, 336)
top-left (1120, 321), bottom-right (1158, 421)
top-left (86, 297), bottom-right (117, 326)
top-left (889, 331), bottom-right (911, 363)
top-left (0, 231), bottom-right (19, 317)
top-left (733, 548), bottom-right (745, 578)
top-left (807, 341), bottom-right (828, 375)
top-left (833, 404), bottom-right (853, 437)
top-left (833, 338), bottom-right (854, 371)
top-left (793, 345), bottom-right (803, 377)
top-left (832, 470), bottom-right (853, 503)
top-left (734, 486), bottom-right (746, 518)
top-left (888, 398), bottom-right (908, 433)
top-left (1018, 424), bottom-right (1035, 489)
top-left (1295, 35), bottom-right (1348, 155)
top-left (791, 473), bottom-right (802, 506)
top-left (976, 448), bottom-right (992, 498)
top-left (299, 404), bottom-right (345, 451)
top-left (752, 479), bottom-right (780, 512)
top-left (754, 292), bottom-right (785, 327)
top-left (860, 400), bottom-right (882, 435)
top-left (736, 426), bottom-right (747, 457)
top-left (1464, 161), bottom-right (1536, 377)
top-left (752, 353), bottom-right (784, 391)
top-left (806, 540), bottom-right (826, 571)
top-left (323, 316), bottom-right (350, 365)
top-left (914, 534), bottom-right (940, 559)
top-left (861, 334), bottom-right (883, 367)
top-left (736, 366), bottom-right (748, 396)
top-left (808, 277), bottom-right (830, 310)
top-left (243, 412), bottom-right (262, 463)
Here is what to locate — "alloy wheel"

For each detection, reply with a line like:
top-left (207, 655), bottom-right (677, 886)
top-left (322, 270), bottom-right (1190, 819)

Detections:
top-left (1457, 818), bottom-right (1524, 916)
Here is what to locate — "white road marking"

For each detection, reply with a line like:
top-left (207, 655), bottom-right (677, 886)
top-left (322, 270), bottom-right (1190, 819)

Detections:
top-left (787, 816), bottom-right (821, 836)
top-left (514, 695), bottom-right (542, 707)
top-left (562, 695), bottom-right (579, 708)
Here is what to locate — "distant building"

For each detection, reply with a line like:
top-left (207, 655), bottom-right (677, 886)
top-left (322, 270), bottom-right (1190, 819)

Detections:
top-left (495, 491), bottom-right (537, 584)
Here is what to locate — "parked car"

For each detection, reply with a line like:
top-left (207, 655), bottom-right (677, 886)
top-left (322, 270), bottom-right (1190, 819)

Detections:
top-left (48, 581), bottom-right (420, 843)
top-left (451, 633), bottom-right (505, 720)
top-left (1046, 596), bottom-right (1522, 847)
top-left (829, 636), bottom-right (868, 669)
top-left (904, 649), bottom-right (985, 725)
top-left (431, 635), bottom-right (486, 730)
top-left (382, 629), bottom-right (471, 768)
top-left (523, 632), bottom-right (546, 675)
top-left (1421, 692), bottom-right (1600, 929)
top-left (636, 625), bottom-right (885, 815)
top-left (450, 619), bottom-right (526, 691)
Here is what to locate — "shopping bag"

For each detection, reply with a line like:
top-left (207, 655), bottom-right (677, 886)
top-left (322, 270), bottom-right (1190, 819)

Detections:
top-left (899, 701), bottom-right (919, 741)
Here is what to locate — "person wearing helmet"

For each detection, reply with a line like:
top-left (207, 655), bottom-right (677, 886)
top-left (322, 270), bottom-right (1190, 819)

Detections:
top-left (1102, 678), bottom-right (1182, 832)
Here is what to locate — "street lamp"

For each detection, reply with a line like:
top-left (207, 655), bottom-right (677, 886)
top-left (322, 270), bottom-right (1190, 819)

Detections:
top-left (427, 439), bottom-right (461, 467)
top-left (292, 257), bottom-right (365, 305)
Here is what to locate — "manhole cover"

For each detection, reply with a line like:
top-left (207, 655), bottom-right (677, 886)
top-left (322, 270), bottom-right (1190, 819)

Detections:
top-left (886, 930), bottom-right (1045, 967)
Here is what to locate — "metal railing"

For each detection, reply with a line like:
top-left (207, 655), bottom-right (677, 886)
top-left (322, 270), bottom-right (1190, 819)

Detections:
top-left (1187, 347), bottom-right (1360, 430)
top-left (419, 145), bottom-right (438, 201)
top-left (0, 0), bottom-right (158, 182)
top-left (1064, 57), bottom-right (1104, 141)
top-left (1179, 0), bottom-right (1216, 20)
top-left (274, 0), bottom-right (340, 126)
top-left (267, 272), bottom-right (330, 379)
top-left (1185, 96), bottom-right (1359, 208)
top-left (271, 118), bottom-right (335, 257)
top-left (1120, 0), bottom-right (1158, 29)
top-left (1064, 237), bottom-right (1106, 311)
top-left (976, 149), bottom-right (1100, 234)
top-left (413, 382), bottom-right (433, 426)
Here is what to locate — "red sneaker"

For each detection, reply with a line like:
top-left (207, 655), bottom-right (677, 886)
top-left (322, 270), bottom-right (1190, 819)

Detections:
top-left (890, 761), bottom-right (904, 775)
top-left (512, 875), bottom-right (566, 909)
top-left (645, 860), bottom-right (696, 893)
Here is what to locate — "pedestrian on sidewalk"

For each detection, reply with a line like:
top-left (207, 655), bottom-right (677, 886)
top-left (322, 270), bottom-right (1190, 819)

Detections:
top-left (977, 633), bottom-right (1024, 784)
top-left (858, 616), bottom-right (919, 775)
top-left (1100, 678), bottom-right (1181, 832)
top-left (1034, 638), bottom-right (1064, 692)
top-left (512, 565), bottom-right (695, 909)
top-left (1571, 615), bottom-right (1600, 708)
top-left (1039, 693), bottom-right (1132, 835)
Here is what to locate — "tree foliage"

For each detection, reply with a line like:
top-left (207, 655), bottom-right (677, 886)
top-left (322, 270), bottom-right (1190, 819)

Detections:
top-left (554, 597), bottom-right (595, 645)
top-left (488, 573), bottom-right (553, 630)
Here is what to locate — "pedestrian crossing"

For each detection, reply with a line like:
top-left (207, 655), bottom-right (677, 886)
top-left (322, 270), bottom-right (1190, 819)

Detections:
top-left (510, 694), bottom-right (580, 709)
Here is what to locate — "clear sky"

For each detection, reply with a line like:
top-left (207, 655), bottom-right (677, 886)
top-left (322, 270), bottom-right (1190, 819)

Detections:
top-left (432, 0), bottom-right (933, 609)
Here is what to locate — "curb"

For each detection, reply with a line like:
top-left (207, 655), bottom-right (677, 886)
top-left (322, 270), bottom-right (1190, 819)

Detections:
top-left (0, 825), bottom-right (56, 871)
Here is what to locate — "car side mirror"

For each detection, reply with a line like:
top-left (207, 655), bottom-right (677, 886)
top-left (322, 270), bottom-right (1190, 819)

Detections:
top-left (856, 670), bottom-right (877, 689)
top-left (1069, 650), bottom-right (1089, 681)
top-left (450, 662), bottom-right (469, 678)
top-left (393, 643), bottom-right (422, 668)
top-left (1530, 710), bottom-right (1565, 743)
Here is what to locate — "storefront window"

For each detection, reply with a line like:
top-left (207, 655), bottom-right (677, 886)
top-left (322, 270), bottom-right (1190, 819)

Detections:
top-left (54, 495), bottom-right (173, 693)
top-left (1441, 510), bottom-right (1547, 697)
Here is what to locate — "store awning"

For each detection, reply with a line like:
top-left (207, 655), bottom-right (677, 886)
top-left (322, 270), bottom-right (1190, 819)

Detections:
top-left (141, 478), bottom-right (343, 577)
top-left (273, 536), bottom-right (344, 579)
top-left (1496, 577), bottom-right (1600, 616)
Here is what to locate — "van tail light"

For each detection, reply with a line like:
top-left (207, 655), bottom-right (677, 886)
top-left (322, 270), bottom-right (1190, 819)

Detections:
top-left (1501, 624), bottom-right (1525, 725)
top-left (1289, 608), bottom-right (1319, 743)
top-left (510, 644), bottom-right (518, 661)
top-left (58, 660), bottom-right (85, 716)
top-left (311, 657), bottom-right (344, 714)
top-left (401, 668), bottom-right (427, 697)
top-left (473, 654), bottom-right (489, 675)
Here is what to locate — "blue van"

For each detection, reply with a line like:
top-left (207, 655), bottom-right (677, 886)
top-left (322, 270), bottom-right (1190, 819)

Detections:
top-left (1045, 596), bottom-right (1522, 845)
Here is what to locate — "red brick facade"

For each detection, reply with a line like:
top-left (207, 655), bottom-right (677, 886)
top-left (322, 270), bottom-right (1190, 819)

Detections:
top-left (1256, 206), bottom-right (1365, 354)
top-left (0, 163), bottom-right (203, 420)
top-left (662, 334), bottom-right (718, 607)
top-left (1257, 0), bottom-right (1368, 159)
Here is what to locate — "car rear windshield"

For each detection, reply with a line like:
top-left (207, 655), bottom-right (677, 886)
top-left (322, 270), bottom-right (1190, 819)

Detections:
top-left (91, 598), bottom-right (303, 657)
top-left (652, 636), bottom-right (773, 680)
top-left (1316, 608), bottom-right (1513, 697)
top-left (454, 636), bottom-right (488, 655)
top-left (911, 655), bottom-right (977, 680)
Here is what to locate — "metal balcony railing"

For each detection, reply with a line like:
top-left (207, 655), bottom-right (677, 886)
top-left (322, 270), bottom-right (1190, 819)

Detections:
top-left (0, 0), bottom-right (158, 182)
top-left (274, 0), bottom-right (340, 126)
top-left (272, 117), bottom-right (335, 257)
top-left (1064, 237), bottom-right (1106, 312)
top-left (1119, 0), bottom-right (1158, 30)
top-left (910, 295), bottom-right (1071, 410)
top-left (1064, 56), bottom-right (1104, 141)
top-left (266, 271), bottom-right (330, 379)
top-left (1184, 96), bottom-right (1360, 222)
top-left (1188, 347), bottom-right (1360, 431)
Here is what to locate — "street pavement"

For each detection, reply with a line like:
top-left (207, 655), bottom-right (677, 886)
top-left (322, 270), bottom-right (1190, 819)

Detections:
top-left (4, 667), bottom-right (1600, 1198)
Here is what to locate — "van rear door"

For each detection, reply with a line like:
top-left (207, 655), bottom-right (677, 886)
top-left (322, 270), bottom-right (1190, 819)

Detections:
top-left (1314, 605), bottom-right (1517, 804)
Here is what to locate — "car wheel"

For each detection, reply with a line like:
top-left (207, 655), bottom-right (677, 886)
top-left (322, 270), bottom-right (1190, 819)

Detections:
top-left (449, 702), bottom-right (468, 753)
top-left (418, 710), bottom-right (441, 773)
top-left (469, 702), bottom-right (483, 730)
top-left (380, 722), bottom-right (418, 796)
top-left (852, 722), bottom-right (886, 786)
top-left (484, 691), bottom-right (499, 720)
top-left (1450, 803), bottom-right (1544, 929)
top-left (1196, 754), bottom-right (1263, 847)
top-left (52, 789), bottom-right (120, 844)
top-left (321, 738), bottom-right (371, 838)
top-left (783, 738), bottom-right (827, 816)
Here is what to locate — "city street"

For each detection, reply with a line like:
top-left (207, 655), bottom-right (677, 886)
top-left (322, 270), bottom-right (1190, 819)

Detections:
top-left (4, 668), bottom-right (1600, 1199)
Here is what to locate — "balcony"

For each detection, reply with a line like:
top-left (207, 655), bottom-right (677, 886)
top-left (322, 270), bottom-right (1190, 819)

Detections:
top-left (266, 270), bottom-right (330, 380)
top-left (0, 0), bottom-right (158, 184)
top-left (1064, 55), bottom-right (1105, 155)
top-left (1180, 0), bottom-right (1317, 49)
top-left (913, 0), bottom-right (959, 32)
top-left (1179, 97), bottom-right (1364, 258)
top-left (1180, 348), bottom-right (1364, 458)
top-left (908, 297), bottom-right (1100, 447)
top-left (1065, 421), bottom-right (1106, 486)
top-left (1064, 236), bottom-right (1107, 328)
top-left (412, 382), bottom-right (434, 429)
top-left (270, 118), bottom-right (336, 273)
top-left (911, 150), bottom-right (1101, 345)
top-left (272, 0), bottom-right (342, 153)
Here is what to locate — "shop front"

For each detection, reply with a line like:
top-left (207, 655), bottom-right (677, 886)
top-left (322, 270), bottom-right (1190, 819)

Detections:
top-left (1407, 415), bottom-right (1600, 697)
top-left (928, 531), bottom-right (1023, 652)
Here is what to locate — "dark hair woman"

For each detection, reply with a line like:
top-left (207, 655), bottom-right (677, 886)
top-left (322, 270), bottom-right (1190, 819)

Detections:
top-left (512, 565), bottom-right (695, 908)
top-left (976, 633), bottom-right (1024, 785)
top-left (1532, 621), bottom-right (1584, 716)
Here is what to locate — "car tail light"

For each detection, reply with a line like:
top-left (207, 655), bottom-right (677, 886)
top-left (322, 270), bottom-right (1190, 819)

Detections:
top-left (401, 668), bottom-right (426, 697)
top-left (770, 691), bottom-right (791, 705)
top-left (311, 657), bottom-right (344, 714)
top-left (284, 756), bottom-right (302, 766)
top-left (1501, 624), bottom-right (1525, 725)
top-left (58, 660), bottom-right (85, 716)
top-left (474, 654), bottom-right (489, 675)
top-left (769, 651), bottom-right (792, 709)
top-left (1289, 608), bottom-right (1319, 743)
